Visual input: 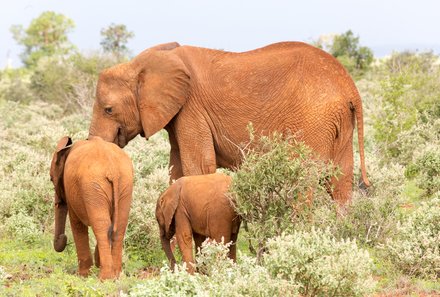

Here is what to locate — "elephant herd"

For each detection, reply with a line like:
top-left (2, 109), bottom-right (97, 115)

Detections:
top-left (49, 41), bottom-right (369, 280)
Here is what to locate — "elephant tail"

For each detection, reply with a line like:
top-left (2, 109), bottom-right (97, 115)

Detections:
top-left (351, 97), bottom-right (371, 188)
top-left (110, 176), bottom-right (119, 243)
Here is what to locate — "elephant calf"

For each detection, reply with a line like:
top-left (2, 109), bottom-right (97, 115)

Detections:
top-left (50, 136), bottom-right (133, 280)
top-left (155, 173), bottom-right (241, 274)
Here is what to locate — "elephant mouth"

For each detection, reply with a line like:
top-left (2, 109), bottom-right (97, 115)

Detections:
top-left (140, 131), bottom-right (149, 140)
top-left (116, 127), bottom-right (127, 148)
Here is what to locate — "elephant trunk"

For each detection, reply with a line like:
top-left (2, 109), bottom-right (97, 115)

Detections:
top-left (53, 195), bottom-right (68, 252)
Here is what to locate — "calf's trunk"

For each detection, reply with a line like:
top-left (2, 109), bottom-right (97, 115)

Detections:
top-left (53, 194), bottom-right (68, 252)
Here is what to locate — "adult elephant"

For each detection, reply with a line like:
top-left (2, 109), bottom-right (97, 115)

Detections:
top-left (88, 41), bottom-right (370, 204)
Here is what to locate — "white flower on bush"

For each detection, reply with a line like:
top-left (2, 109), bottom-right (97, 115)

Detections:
top-left (264, 228), bottom-right (376, 297)
top-left (385, 197), bottom-right (440, 279)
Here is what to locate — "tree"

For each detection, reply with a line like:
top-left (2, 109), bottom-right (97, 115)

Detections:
top-left (100, 23), bottom-right (134, 60)
top-left (315, 30), bottom-right (373, 76)
top-left (11, 11), bottom-right (75, 68)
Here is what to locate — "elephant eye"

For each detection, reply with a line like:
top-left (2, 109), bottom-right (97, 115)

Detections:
top-left (105, 107), bottom-right (113, 115)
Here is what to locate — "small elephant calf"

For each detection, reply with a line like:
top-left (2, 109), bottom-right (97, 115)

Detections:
top-left (50, 136), bottom-right (133, 280)
top-left (155, 173), bottom-right (241, 273)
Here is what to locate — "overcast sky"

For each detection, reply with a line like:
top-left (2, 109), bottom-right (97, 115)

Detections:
top-left (1, 0), bottom-right (440, 67)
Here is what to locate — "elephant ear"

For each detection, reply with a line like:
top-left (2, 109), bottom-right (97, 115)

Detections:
top-left (135, 49), bottom-right (190, 138)
top-left (159, 181), bottom-right (181, 236)
top-left (51, 136), bottom-right (73, 204)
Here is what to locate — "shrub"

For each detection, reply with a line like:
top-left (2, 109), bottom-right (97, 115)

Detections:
top-left (330, 153), bottom-right (404, 246)
top-left (123, 134), bottom-right (170, 265)
top-left (372, 51), bottom-right (440, 163)
top-left (129, 265), bottom-right (204, 296)
top-left (129, 240), bottom-right (299, 297)
top-left (230, 130), bottom-right (338, 258)
top-left (0, 68), bottom-right (32, 103)
top-left (3, 211), bottom-right (40, 244)
top-left (264, 228), bottom-right (376, 297)
top-left (385, 197), bottom-right (440, 279)
top-left (405, 147), bottom-right (440, 197)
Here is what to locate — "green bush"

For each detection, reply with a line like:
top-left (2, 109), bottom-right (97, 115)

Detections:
top-left (129, 240), bottom-right (299, 297)
top-left (231, 130), bottom-right (338, 258)
top-left (123, 134), bottom-right (169, 265)
top-left (405, 147), bottom-right (440, 197)
top-left (385, 197), bottom-right (440, 279)
top-left (372, 51), bottom-right (440, 163)
top-left (3, 211), bottom-right (40, 244)
top-left (264, 228), bottom-right (376, 297)
top-left (0, 68), bottom-right (32, 103)
top-left (325, 153), bottom-right (405, 246)
top-left (0, 100), bottom-right (83, 234)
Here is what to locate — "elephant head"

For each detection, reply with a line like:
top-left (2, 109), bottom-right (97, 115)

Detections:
top-left (88, 42), bottom-right (190, 148)
top-left (50, 136), bottom-right (72, 252)
top-left (155, 182), bottom-right (180, 267)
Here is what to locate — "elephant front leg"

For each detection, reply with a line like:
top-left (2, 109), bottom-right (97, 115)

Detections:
top-left (69, 214), bottom-right (92, 277)
top-left (174, 116), bottom-right (217, 176)
top-left (167, 128), bottom-right (183, 183)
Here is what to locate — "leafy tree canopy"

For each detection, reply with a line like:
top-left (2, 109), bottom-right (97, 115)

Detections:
top-left (315, 30), bottom-right (374, 76)
top-left (100, 23), bottom-right (134, 61)
top-left (10, 11), bottom-right (75, 68)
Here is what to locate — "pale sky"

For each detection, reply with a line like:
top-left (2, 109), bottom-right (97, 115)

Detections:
top-left (1, 0), bottom-right (440, 67)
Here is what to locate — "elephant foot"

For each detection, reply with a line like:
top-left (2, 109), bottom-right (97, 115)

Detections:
top-left (99, 269), bottom-right (116, 280)
top-left (78, 257), bottom-right (93, 277)
top-left (78, 268), bottom-right (90, 277)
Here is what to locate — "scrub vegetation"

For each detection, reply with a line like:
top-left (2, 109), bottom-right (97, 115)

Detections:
top-left (0, 11), bottom-right (439, 296)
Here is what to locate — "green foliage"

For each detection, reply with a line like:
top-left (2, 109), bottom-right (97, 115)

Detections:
top-left (0, 236), bottom-right (138, 296)
top-left (331, 30), bottom-right (374, 75)
top-left (231, 130), bottom-right (338, 258)
top-left (0, 68), bottom-right (32, 103)
top-left (315, 30), bottom-right (373, 76)
top-left (405, 147), bottom-right (440, 197)
top-left (3, 211), bottom-right (40, 244)
top-left (2, 31), bottom-right (440, 295)
top-left (385, 197), bottom-right (440, 279)
top-left (264, 229), bottom-right (376, 297)
top-left (129, 241), bottom-right (299, 296)
top-left (11, 11), bottom-right (75, 68)
top-left (100, 23), bottom-right (134, 61)
top-left (372, 51), bottom-right (440, 163)
top-left (123, 134), bottom-right (170, 265)
top-left (28, 52), bottom-right (118, 114)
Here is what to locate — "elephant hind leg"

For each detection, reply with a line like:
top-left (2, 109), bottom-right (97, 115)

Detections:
top-left (331, 142), bottom-right (354, 209)
top-left (69, 213), bottom-right (93, 277)
top-left (193, 233), bottom-right (207, 254)
top-left (229, 232), bottom-right (239, 262)
top-left (175, 212), bottom-right (195, 274)
top-left (94, 245), bottom-right (100, 268)
top-left (92, 223), bottom-right (115, 280)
